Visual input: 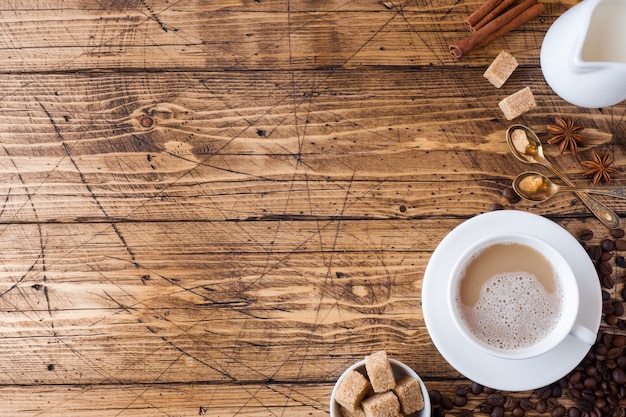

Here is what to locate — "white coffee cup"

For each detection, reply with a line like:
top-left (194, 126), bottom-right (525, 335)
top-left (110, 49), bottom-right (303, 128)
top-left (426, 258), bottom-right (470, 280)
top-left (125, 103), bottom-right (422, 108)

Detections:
top-left (448, 233), bottom-right (596, 360)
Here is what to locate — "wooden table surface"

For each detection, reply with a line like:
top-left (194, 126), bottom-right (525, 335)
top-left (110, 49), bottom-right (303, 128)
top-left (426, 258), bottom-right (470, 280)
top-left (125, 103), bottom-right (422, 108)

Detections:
top-left (1, 1), bottom-right (625, 416)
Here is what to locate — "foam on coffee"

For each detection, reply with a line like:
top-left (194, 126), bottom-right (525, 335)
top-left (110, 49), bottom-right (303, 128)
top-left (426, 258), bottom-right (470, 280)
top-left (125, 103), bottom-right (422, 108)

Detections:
top-left (455, 242), bottom-right (564, 351)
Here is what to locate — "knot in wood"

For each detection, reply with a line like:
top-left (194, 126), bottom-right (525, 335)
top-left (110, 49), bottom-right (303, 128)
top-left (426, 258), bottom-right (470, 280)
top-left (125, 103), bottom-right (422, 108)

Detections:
top-left (139, 116), bottom-right (154, 128)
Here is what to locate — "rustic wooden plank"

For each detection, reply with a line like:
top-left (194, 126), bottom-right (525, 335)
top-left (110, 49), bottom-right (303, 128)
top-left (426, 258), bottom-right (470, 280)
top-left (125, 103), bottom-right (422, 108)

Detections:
top-left (0, 218), bottom-right (618, 387)
top-left (0, 0), bottom-right (575, 72)
top-left (0, 70), bottom-right (623, 223)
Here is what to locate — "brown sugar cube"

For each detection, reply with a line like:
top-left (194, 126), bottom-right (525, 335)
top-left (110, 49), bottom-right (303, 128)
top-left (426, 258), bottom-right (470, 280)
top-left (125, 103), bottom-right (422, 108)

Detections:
top-left (484, 51), bottom-right (519, 88)
top-left (335, 370), bottom-right (372, 412)
top-left (365, 350), bottom-right (395, 393)
top-left (361, 391), bottom-right (402, 417)
top-left (393, 376), bottom-right (425, 415)
top-left (498, 87), bottom-right (537, 120)
top-left (339, 405), bottom-right (366, 417)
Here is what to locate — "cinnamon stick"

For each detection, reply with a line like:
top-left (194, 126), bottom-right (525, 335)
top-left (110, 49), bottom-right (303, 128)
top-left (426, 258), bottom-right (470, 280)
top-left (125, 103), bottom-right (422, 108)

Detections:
top-left (464, 0), bottom-right (503, 31)
top-left (471, 0), bottom-right (517, 32)
top-left (450, 0), bottom-right (543, 59)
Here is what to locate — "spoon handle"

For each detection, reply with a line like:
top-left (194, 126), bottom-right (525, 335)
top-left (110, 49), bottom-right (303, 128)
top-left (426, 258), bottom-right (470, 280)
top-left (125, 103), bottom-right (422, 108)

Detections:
top-left (566, 186), bottom-right (626, 200)
top-left (544, 161), bottom-right (622, 228)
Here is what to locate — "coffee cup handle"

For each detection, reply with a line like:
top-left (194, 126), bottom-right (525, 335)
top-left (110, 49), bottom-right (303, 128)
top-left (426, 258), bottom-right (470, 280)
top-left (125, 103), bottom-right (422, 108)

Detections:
top-left (569, 323), bottom-right (597, 346)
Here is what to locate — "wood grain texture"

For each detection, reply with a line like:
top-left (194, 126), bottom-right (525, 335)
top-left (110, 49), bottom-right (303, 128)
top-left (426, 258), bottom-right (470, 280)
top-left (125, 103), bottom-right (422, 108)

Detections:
top-left (0, 0), bottom-right (624, 416)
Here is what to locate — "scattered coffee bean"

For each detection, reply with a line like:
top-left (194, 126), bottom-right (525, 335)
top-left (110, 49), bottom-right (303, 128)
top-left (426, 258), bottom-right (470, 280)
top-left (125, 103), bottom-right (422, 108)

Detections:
top-left (599, 261), bottom-right (613, 276)
top-left (553, 405), bottom-right (567, 417)
top-left (613, 301), bottom-right (624, 316)
top-left (615, 239), bottom-right (626, 251)
top-left (455, 384), bottom-right (470, 396)
top-left (471, 382), bottom-right (484, 395)
top-left (429, 390), bottom-right (442, 404)
top-left (441, 396), bottom-right (454, 410)
top-left (588, 245), bottom-right (603, 261)
top-left (502, 187), bottom-right (520, 204)
top-left (601, 274), bottom-right (615, 289)
top-left (602, 239), bottom-right (616, 252)
top-left (536, 399), bottom-right (548, 413)
top-left (503, 395), bottom-right (517, 410)
top-left (486, 392), bottom-right (505, 407)
top-left (611, 228), bottom-right (625, 238)
top-left (512, 405), bottom-right (525, 417)
top-left (491, 406), bottom-right (504, 417)
top-left (579, 229), bottom-right (594, 241)
top-left (454, 395), bottom-right (468, 407)
top-left (568, 407), bottom-right (582, 417)
top-left (612, 368), bottom-right (626, 385)
top-left (616, 256), bottom-right (626, 268)
top-left (489, 203), bottom-right (504, 211)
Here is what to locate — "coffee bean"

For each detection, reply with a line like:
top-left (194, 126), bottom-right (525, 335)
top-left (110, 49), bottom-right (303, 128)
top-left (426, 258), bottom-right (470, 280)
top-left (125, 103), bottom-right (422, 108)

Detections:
top-left (569, 407), bottom-right (582, 417)
top-left (503, 396), bottom-right (517, 410)
top-left (607, 347), bottom-right (621, 360)
top-left (512, 406), bottom-right (525, 417)
top-left (486, 392), bottom-right (505, 407)
top-left (570, 388), bottom-right (582, 402)
top-left (429, 390), bottom-right (442, 404)
top-left (580, 229), bottom-right (594, 241)
top-left (441, 396), bottom-right (453, 410)
top-left (588, 245), bottom-right (603, 261)
top-left (551, 384), bottom-right (563, 397)
top-left (616, 256), bottom-right (626, 268)
top-left (453, 395), bottom-right (468, 407)
top-left (570, 370), bottom-right (583, 385)
top-left (553, 405), bottom-right (567, 417)
top-left (599, 261), bottom-right (613, 276)
top-left (601, 251), bottom-right (614, 261)
top-left (607, 314), bottom-right (618, 326)
top-left (460, 409), bottom-right (474, 417)
top-left (520, 399), bottom-right (534, 411)
top-left (611, 229), bottom-right (625, 238)
top-left (536, 399), bottom-right (548, 413)
top-left (613, 301), bottom-right (624, 316)
top-left (491, 406), bottom-right (504, 417)
top-left (471, 382), bottom-right (484, 395)
top-left (455, 384), bottom-right (470, 396)
top-left (615, 239), bottom-right (626, 251)
top-left (433, 407), bottom-right (445, 417)
top-left (580, 400), bottom-right (594, 412)
top-left (536, 386), bottom-right (552, 400)
top-left (490, 203), bottom-right (504, 211)
top-left (602, 239), bottom-right (616, 252)
top-left (612, 334), bottom-right (626, 347)
top-left (601, 274), bottom-right (615, 289)
top-left (612, 368), bottom-right (626, 384)
top-left (584, 377), bottom-right (597, 388)
top-left (502, 187), bottom-right (520, 203)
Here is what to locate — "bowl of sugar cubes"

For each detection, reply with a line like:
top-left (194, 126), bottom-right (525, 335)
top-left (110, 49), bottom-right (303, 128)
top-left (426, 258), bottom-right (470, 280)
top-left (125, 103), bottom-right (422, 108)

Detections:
top-left (330, 350), bottom-right (430, 417)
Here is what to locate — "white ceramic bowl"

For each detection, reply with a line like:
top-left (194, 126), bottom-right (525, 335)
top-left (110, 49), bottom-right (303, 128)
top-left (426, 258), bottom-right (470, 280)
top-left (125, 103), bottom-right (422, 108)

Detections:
top-left (330, 358), bottom-right (431, 417)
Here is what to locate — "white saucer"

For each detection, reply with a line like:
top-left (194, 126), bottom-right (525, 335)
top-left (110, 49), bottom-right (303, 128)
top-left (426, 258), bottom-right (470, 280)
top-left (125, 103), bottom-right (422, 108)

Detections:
top-left (422, 210), bottom-right (601, 392)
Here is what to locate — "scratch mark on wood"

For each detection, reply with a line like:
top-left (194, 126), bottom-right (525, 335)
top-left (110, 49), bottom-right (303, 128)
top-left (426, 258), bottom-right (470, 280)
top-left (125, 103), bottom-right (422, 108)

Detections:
top-left (37, 99), bottom-right (139, 268)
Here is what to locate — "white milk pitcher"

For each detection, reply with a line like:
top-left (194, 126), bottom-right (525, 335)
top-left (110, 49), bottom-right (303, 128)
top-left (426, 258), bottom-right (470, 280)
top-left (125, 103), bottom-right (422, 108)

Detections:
top-left (540, 0), bottom-right (626, 108)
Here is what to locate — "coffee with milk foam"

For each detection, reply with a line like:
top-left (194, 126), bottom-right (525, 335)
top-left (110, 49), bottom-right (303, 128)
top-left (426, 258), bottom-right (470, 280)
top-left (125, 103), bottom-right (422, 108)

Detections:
top-left (454, 242), bottom-right (564, 351)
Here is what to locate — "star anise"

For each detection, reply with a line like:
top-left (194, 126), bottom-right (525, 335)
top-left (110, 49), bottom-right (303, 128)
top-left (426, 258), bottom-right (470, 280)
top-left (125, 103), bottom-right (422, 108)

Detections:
top-left (581, 150), bottom-right (618, 185)
top-left (547, 116), bottom-right (585, 155)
